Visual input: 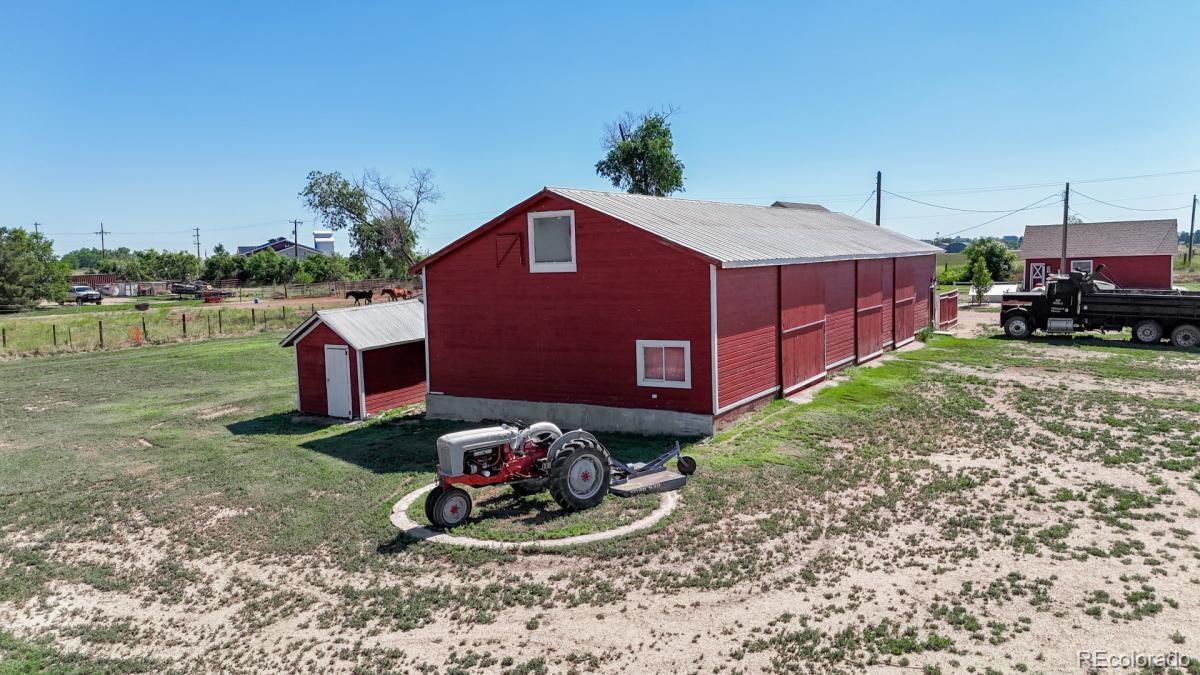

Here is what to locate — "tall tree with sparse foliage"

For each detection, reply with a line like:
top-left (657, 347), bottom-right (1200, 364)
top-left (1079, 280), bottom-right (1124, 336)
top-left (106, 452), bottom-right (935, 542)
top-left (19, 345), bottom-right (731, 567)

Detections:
top-left (595, 107), bottom-right (685, 197)
top-left (300, 168), bottom-right (440, 277)
top-left (0, 227), bottom-right (70, 308)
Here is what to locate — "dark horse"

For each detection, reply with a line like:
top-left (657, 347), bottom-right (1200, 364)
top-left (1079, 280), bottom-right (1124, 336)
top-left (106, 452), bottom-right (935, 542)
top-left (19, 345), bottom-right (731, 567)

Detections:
top-left (346, 290), bottom-right (373, 306)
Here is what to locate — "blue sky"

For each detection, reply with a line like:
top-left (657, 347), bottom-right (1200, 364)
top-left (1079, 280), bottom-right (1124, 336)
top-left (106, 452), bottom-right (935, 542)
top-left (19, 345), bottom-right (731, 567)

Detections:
top-left (3, 1), bottom-right (1200, 256)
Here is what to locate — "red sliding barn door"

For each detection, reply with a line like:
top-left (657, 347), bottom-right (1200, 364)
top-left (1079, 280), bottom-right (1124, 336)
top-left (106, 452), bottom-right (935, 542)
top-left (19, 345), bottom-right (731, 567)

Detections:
top-left (823, 260), bottom-right (856, 369)
top-left (780, 264), bottom-right (826, 394)
top-left (881, 258), bottom-right (894, 347)
top-left (894, 257), bottom-right (916, 345)
top-left (855, 260), bottom-right (884, 362)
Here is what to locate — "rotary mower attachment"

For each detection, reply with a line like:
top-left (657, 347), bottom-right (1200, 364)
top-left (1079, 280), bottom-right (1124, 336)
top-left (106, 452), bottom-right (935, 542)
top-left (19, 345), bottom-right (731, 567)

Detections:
top-left (423, 421), bottom-right (696, 529)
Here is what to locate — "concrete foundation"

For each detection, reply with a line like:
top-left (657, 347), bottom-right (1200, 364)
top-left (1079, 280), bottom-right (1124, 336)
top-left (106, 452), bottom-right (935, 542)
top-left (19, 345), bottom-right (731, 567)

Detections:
top-left (425, 393), bottom-right (713, 437)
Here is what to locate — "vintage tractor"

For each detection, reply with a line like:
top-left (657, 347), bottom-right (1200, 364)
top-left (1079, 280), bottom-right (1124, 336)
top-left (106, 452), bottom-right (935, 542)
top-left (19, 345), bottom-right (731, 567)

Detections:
top-left (424, 421), bottom-right (696, 528)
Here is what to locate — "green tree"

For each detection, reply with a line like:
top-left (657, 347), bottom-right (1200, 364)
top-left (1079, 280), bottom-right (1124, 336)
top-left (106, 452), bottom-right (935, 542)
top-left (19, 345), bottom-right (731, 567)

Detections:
top-left (962, 237), bottom-right (1018, 282)
top-left (97, 257), bottom-right (147, 281)
top-left (594, 107), bottom-right (685, 196)
top-left (300, 168), bottom-right (439, 276)
top-left (243, 249), bottom-right (298, 284)
top-left (970, 257), bottom-right (992, 305)
top-left (62, 246), bottom-right (133, 271)
top-left (297, 253), bottom-right (350, 283)
top-left (0, 228), bottom-right (70, 308)
top-left (201, 244), bottom-right (244, 282)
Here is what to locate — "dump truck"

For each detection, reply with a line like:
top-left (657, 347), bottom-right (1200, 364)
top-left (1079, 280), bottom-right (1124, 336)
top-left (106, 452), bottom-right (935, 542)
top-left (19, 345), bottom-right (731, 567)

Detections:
top-left (1000, 265), bottom-right (1200, 347)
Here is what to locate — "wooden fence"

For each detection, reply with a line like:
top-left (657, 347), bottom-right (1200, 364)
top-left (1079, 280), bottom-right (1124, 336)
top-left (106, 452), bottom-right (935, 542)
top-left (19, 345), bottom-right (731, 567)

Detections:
top-left (936, 290), bottom-right (959, 330)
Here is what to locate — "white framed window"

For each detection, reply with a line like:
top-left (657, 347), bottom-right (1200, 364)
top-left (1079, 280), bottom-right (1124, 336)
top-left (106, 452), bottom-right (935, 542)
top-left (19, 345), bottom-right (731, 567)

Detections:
top-left (1070, 260), bottom-right (1093, 274)
top-left (527, 210), bottom-right (576, 273)
top-left (636, 340), bottom-right (691, 389)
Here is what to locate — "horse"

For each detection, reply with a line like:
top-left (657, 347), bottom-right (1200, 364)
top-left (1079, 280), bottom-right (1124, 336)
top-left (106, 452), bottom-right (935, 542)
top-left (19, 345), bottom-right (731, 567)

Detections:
top-left (380, 287), bottom-right (412, 302)
top-left (346, 290), bottom-right (373, 306)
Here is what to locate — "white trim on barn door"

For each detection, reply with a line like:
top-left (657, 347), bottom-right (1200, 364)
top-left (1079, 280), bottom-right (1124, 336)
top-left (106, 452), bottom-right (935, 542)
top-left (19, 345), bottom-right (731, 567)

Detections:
top-left (710, 265), bottom-right (719, 415)
top-left (323, 345), bottom-right (353, 419)
top-left (357, 348), bottom-right (366, 419)
top-left (1029, 262), bottom-right (1046, 289)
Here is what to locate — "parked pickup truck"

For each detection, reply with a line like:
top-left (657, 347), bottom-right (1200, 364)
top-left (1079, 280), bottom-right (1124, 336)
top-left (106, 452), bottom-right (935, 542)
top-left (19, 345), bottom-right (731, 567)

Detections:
top-left (64, 284), bottom-right (102, 306)
top-left (1000, 266), bottom-right (1200, 347)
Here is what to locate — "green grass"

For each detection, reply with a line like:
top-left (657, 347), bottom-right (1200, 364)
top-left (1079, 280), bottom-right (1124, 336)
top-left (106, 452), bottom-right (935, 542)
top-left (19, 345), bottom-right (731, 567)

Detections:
top-left (0, 304), bottom-right (313, 356)
top-left (0, 629), bottom-right (161, 673)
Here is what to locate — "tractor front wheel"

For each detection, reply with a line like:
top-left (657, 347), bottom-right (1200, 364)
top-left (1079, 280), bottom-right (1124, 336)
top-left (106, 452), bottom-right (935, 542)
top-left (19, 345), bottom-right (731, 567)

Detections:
top-left (548, 443), bottom-right (611, 511)
top-left (428, 486), bottom-right (472, 529)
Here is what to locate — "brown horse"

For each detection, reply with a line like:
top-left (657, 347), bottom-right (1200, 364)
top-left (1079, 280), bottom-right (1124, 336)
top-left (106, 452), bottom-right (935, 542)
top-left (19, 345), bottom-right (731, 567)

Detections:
top-left (380, 287), bottom-right (412, 301)
top-left (346, 290), bottom-right (373, 306)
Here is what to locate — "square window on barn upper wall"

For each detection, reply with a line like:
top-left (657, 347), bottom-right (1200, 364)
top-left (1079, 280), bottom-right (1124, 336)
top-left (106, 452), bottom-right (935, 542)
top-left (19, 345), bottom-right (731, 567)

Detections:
top-left (527, 210), bottom-right (576, 273)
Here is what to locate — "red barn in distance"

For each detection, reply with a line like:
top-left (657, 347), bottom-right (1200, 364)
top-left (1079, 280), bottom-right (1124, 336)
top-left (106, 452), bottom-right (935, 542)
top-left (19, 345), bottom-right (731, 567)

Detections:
top-left (280, 300), bottom-right (425, 420)
top-left (412, 187), bottom-right (940, 436)
top-left (1020, 219), bottom-right (1178, 290)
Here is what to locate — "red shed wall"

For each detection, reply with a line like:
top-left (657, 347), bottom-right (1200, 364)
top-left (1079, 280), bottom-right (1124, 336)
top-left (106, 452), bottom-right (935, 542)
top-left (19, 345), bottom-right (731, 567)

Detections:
top-left (881, 258), bottom-right (894, 346)
top-left (425, 194), bottom-right (713, 414)
top-left (716, 266), bottom-right (779, 409)
top-left (856, 260), bottom-right (884, 361)
top-left (295, 322), bottom-right (361, 418)
top-left (363, 341), bottom-right (426, 413)
top-left (1023, 255), bottom-right (1172, 289)
top-left (911, 255), bottom-right (936, 330)
top-left (779, 263), bottom-right (826, 394)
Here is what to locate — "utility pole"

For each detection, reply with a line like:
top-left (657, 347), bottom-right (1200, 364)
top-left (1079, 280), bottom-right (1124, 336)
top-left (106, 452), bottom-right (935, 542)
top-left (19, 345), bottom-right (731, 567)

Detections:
top-left (32, 222), bottom-right (40, 235)
top-left (193, 227), bottom-right (202, 261)
top-left (1059, 183), bottom-right (1070, 274)
top-left (1188, 194), bottom-right (1196, 263)
top-left (95, 222), bottom-right (109, 258)
top-left (875, 171), bottom-right (882, 226)
top-left (289, 219), bottom-right (303, 259)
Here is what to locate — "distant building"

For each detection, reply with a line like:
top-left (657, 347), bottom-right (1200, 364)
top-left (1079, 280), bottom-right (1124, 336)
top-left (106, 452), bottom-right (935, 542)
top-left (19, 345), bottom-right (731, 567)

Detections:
top-left (313, 230), bottom-right (335, 254)
top-left (1019, 219), bottom-right (1178, 289)
top-left (1001, 235), bottom-right (1022, 248)
top-left (237, 237), bottom-right (324, 260)
top-left (941, 241), bottom-right (967, 254)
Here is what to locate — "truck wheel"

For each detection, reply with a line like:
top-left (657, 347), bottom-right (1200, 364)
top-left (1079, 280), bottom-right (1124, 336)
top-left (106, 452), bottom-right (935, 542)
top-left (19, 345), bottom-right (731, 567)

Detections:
top-left (1133, 320), bottom-right (1164, 344)
top-left (511, 480), bottom-right (545, 497)
top-left (548, 442), bottom-right (611, 511)
top-left (428, 486), bottom-right (472, 528)
top-left (1003, 315), bottom-right (1033, 339)
top-left (1170, 324), bottom-right (1200, 348)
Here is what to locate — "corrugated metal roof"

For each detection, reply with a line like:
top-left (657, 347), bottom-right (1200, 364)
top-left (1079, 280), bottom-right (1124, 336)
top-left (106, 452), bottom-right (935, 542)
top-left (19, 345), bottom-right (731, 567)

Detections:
top-left (279, 299), bottom-right (424, 350)
top-left (1020, 220), bottom-right (1179, 259)
top-left (546, 188), bottom-right (941, 267)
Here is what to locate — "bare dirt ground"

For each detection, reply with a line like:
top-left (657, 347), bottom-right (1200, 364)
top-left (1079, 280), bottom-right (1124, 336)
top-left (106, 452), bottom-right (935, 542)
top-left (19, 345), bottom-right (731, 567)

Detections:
top-left (2, 330), bottom-right (1198, 674)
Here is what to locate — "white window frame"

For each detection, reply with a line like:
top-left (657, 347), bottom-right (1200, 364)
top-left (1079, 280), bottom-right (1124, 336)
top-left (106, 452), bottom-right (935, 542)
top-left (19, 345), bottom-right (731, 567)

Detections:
top-left (1070, 259), bottom-right (1093, 274)
top-left (527, 210), bottom-right (577, 273)
top-left (636, 339), bottom-right (692, 389)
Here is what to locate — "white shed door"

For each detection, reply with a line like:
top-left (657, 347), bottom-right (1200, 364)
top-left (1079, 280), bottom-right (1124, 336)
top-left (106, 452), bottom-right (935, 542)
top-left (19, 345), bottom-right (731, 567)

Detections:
top-left (324, 345), bottom-right (353, 418)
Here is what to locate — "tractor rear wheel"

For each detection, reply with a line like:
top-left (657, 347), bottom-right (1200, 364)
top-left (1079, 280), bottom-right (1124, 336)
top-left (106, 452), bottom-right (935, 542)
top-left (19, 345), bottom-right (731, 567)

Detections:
top-left (1133, 319), bottom-right (1164, 344)
top-left (511, 480), bottom-right (545, 497)
top-left (1170, 324), bottom-right (1200, 348)
top-left (548, 442), bottom-right (611, 511)
top-left (428, 486), bottom-right (472, 528)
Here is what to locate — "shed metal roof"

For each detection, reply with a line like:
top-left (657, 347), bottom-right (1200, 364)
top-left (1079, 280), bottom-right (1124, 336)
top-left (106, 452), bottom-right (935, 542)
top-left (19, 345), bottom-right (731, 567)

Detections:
top-left (1020, 220), bottom-right (1179, 259)
top-left (279, 299), bottom-right (424, 350)
top-left (545, 188), bottom-right (940, 267)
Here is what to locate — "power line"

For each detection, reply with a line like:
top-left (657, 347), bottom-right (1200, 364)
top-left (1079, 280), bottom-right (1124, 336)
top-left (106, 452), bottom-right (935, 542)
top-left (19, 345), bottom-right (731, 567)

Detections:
top-left (939, 192), bottom-right (1063, 239)
top-left (851, 190), bottom-right (875, 217)
top-left (882, 189), bottom-right (1059, 214)
top-left (1068, 188), bottom-right (1192, 212)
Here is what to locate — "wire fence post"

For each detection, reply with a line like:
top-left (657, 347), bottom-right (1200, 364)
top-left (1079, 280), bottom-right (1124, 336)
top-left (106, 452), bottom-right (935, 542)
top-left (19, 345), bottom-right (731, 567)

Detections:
top-left (1, 327), bottom-right (5, 349)
top-left (98, 320), bottom-right (104, 348)
top-left (218, 309), bottom-right (223, 334)
top-left (52, 324), bottom-right (57, 347)
top-left (207, 314), bottom-right (212, 336)
top-left (142, 316), bottom-right (148, 342)
top-left (67, 327), bottom-right (72, 345)
top-left (251, 308), bottom-right (256, 326)
top-left (183, 313), bottom-right (188, 337)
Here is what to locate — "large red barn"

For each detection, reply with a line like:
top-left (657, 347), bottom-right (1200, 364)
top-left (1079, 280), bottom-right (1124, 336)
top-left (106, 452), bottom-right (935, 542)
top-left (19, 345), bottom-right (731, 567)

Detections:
top-left (1020, 220), bottom-right (1178, 290)
top-left (280, 300), bottom-right (426, 419)
top-left (412, 188), bottom-right (940, 435)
